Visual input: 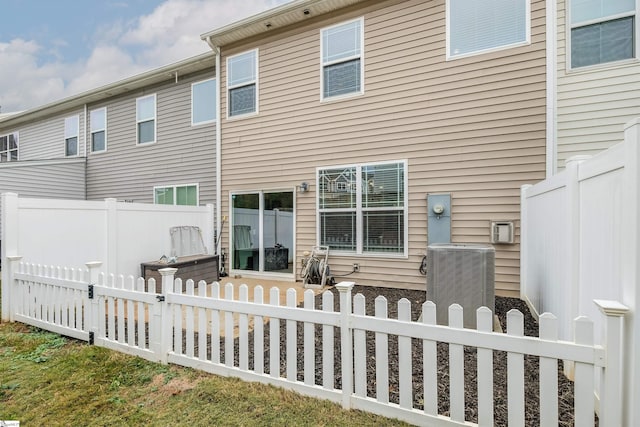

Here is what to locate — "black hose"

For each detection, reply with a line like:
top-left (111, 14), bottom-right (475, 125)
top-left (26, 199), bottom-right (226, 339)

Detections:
top-left (302, 256), bottom-right (324, 285)
top-left (333, 270), bottom-right (356, 277)
top-left (419, 255), bottom-right (427, 275)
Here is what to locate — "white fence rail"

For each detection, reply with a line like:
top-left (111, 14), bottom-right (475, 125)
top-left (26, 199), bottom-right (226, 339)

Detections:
top-left (3, 258), bottom-right (629, 426)
top-left (521, 118), bottom-right (640, 424)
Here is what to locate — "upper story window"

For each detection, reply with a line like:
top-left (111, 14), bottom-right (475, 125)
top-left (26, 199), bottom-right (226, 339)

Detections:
top-left (192, 78), bottom-right (217, 125)
top-left (570, 0), bottom-right (636, 68)
top-left (447, 0), bottom-right (529, 59)
top-left (154, 184), bottom-right (198, 206)
top-left (321, 18), bottom-right (364, 99)
top-left (227, 50), bottom-right (257, 117)
top-left (64, 115), bottom-right (79, 157)
top-left (137, 94), bottom-right (156, 144)
top-left (90, 107), bottom-right (107, 153)
top-left (0, 132), bottom-right (18, 162)
top-left (317, 160), bottom-right (406, 255)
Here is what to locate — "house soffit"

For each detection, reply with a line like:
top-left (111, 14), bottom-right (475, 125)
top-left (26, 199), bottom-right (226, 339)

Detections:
top-left (201, 0), bottom-right (367, 47)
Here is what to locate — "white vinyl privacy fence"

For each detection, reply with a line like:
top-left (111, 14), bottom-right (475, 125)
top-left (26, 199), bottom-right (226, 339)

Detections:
top-left (0, 191), bottom-right (214, 276)
top-left (2, 258), bottom-right (629, 426)
top-left (521, 118), bottom-right (640, 425)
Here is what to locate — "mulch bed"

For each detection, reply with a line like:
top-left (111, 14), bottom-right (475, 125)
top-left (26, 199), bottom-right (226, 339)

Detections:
top-left (183, 285), bottom-right (584, 427)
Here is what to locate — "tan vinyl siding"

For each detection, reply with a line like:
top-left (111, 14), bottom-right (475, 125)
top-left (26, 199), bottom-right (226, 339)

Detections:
top-left (219, 0), bottom-right (546, 295)
top-left (13, 109), bottom-right (86, 161)
top-left (556, 0), bottom-right (640, 167)
top-left (85, 71), bottom-right (216, 206)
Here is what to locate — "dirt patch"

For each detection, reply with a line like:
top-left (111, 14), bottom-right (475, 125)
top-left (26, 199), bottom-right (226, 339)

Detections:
top-left (149, 374), bottom-right (198, 398)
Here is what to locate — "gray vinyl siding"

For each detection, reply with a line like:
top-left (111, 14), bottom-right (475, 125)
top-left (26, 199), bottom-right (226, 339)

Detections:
top-left (0, 158), bottom-right (86, 238)
top-left (17, 109), bottom-right (86, 160)
top-left (85, 70), bottom-right (217, 206)
top-left (218, 0), bottom-right (546, 295)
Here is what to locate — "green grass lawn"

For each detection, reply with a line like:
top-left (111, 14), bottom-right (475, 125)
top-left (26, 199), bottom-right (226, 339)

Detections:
top-left (0, 321), bottom-right (408, 426)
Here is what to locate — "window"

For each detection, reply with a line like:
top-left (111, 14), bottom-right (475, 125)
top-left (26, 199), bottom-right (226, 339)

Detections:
top-left (570, 0), bottom-right (636, 68)
top-left (192, 78), bottom-right (217, 125)
top-left (447, 0), bottom-right (529, 58)
top-left (64, 115), bottom-right (79, 156)
top-left (321, 18), bottom-right (364, 99)
top-left (90, 107), bottom-right (107, 152)
top-left (0, 132), bottom-right (18, 162)
top-left (137, 94), bottom-right (156, 144)
top-left (154, 184), bottom-right (198, 206)
top-left (227, 50), bottom-right (257, 117)
top-left (318, 161), bottom-right (406, 255)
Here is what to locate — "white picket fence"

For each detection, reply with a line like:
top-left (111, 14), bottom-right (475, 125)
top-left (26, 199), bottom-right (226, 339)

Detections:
top-left (2, 258), bottom-right (628, 426)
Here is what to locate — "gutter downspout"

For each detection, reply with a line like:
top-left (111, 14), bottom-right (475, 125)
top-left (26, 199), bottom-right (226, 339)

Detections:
top-left (205, 36), bottom-right (222, 255)
top-left (83, 104), bottom-right (88, 157)
top-left (84, 103), bottom-right (88, 198)
top-left (546, 0), bottom-right (557, 178)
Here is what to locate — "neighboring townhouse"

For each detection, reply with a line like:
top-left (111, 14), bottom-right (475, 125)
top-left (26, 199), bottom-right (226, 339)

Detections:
top-left (551, 0), bottom-right (640, 170)
top-left (201, 0), bottom-right (547, 295)
top-left (0, 53), bottom-right (217, 233)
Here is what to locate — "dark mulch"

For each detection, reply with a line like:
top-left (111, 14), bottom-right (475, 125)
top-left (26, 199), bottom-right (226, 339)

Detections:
top-left (169, 286), bottom-right (583, 426)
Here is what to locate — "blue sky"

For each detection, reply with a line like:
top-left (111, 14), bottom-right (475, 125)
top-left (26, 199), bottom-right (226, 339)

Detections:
top-left (0, 0), bottom-right (290, 113)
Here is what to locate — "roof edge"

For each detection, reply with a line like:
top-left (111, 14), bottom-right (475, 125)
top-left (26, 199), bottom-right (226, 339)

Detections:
top-left (0, 51), bottom-right (215, 128)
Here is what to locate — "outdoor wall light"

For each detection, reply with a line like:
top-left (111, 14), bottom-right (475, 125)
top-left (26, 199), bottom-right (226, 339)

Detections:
top-left (299, 182), bottom-right (309, 193)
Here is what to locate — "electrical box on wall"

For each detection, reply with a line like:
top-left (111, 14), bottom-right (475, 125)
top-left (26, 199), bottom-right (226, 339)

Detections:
top-left (490, 221), bottom-right (514, 244)
top-left (427, 193), bottom-right (451, 246)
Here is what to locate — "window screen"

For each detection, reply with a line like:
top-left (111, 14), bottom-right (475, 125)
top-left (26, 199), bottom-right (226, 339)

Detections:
top-left (137, 95), bottom-right (156, 144)
top-left (448, 0), bottom-right (528, 57)
top-left (90, 108), bottom-right (106, 152)
top-left (570, 0), bottom-right (635, 68)
top-left (322, 19), bottom-right (363, 99)
top-left (318, 161), bottom-right (405, 254)
top-left (228, 51), bottom-right (257, 117)
top-left (64, 115), bottom-right (79, 156)
top-left (192, 79), bottom-right (216, 124)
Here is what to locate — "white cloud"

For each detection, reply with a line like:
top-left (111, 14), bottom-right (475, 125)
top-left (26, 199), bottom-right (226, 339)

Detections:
top-left (0, 39), bottom-right (69, 113)
top-left (65, 45), bottom-right (144, 96)
top-left (0, 0), bottom-right (290, 113)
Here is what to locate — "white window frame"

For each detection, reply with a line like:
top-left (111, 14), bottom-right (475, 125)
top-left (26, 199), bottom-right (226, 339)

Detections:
top-left (153, 183), bottom-right (200, 206)
top-left (191, 78), bottom-right (217, 126)
top-left (316, 159), bottom-right (408, 258)
top-left (136, 94), bottom-right (157, 145)
top-left (64, 115), bottom-right (80, 157)
top-left (90, 107), bottom-right (107, 153)
top-left (320, 17), bottom-right (365, 101)
top-left (0, 131), bottom-right (19, 162)
top-left (445, 0), bottom-right (531, 60)
top-left (567, 1), bottom-right (638, 70)
top-left (227, 49), bottom-right (259, 119)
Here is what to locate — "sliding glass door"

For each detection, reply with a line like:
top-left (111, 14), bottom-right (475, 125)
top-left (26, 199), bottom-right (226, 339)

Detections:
top-left (231, 190), bottom-right (294, 274)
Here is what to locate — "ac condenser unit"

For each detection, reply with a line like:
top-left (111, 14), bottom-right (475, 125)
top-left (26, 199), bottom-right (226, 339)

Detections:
top-left (426, 243), bottom-right (495, 329)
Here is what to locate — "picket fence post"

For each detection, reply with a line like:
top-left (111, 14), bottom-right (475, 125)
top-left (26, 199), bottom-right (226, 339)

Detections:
top-left (157, 268), bottom-right (177, 364)
top-left (85, 261), bottom-right (103, 341)
top-left (594, 299), bottom-right (630, 427)
top-left (5, 255), bottom-right (23, 322)
top-left (336, 281), bottom-right (355, 410)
